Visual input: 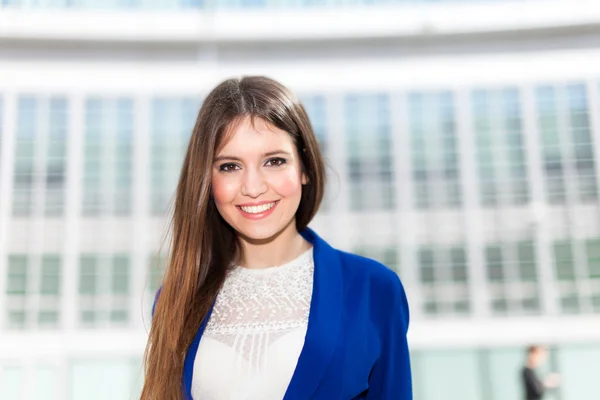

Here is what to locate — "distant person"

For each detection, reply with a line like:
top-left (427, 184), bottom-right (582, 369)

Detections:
top-left (522, 345), bottom-right (560, 400)
top-left (140, 76), bottom-right (412, 399)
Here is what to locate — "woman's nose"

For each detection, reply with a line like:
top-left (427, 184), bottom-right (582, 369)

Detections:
top-left (240, 168), bottom-right (268, 198)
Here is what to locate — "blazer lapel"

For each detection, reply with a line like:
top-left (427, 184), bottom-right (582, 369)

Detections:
top-left (284, 228), bottom-right (343, 400)
top-left (183, 300), bottom-right (215, 399)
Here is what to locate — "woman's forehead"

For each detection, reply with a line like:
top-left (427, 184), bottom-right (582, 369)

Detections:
top-left (217, 116), bottom-right (295, 155)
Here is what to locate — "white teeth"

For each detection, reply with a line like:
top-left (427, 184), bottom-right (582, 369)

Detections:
top-left (240, 202), bottom-right (276, 214)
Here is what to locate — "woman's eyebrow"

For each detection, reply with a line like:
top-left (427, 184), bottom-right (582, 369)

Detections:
top-left (213, 155), bottom-right (241, 163)
top-left (263, 150), bottom-right (292, 157)
top-left (213, 150), bottom-right (292, 163)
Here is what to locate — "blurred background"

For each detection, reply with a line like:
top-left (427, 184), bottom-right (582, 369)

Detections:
top-left (1, 0), bottom-right (600, 399)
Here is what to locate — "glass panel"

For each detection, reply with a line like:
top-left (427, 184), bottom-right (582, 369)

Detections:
top-left (13, 96), bottom-right (37, 216)
top-left (419, 247), bottom-right (435, 283)
top-left (473, 88), bottom-right (529, 207)
top-left (586, 239), bottom-right (600, 278)
top-left (149, 97), bottom-right (200, 216)
top-left (486, 348), bottom-right (523, 400)
top-left (556, 345), bottom-right (600, 400)
top-left (410, 91), bottom-right (460, 209)
top-left (344, 94), bottom-right (394, 211)
top-left (79, 255), bottom-right (97, 295)
top-left (46, 97), bottom-right (68, 216)
top-left (38, 311), bottom-right (58, 325)
top-left (41, 255), bottom-right (61, 295)
top-left (518, 241), bottom-right (537, 281)
top-left (7, 255), bottom-right (28, 295)
top-left (69, 360), bottom-right (136, 400)
top-left (34, 366), bottom-right (58, 400)
top-left (486, 244), bottom-right (504, 282)
top-left (418, 350), bottom-right (482, 400)
top-left (553, 241), bottom-right (575, 280)
top-left (0, 366), bottom-right (22, 399)
top-left (112, 255), bottom-right (129, 295)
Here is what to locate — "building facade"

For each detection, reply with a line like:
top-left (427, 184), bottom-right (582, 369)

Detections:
top-left (1, 0), bottom-right (600, 399)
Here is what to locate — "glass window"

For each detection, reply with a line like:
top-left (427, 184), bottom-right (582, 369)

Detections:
top-left (416, 350), bottom-right (482, 400)
top-left (150, 98), bottom-right (200, 216)
top-left (114, 98), bottom-right (133, 216)
top-left (409, 92), bottom-right (461, 209)
top-left (69, 359), bottom-right (139, 400)
top-left (560, 294), bottom-right (580, 314)
top-left (83, 97), bottom-right (135, 216)
top-left (7, 255), bottom-right (28, 295)
top-left (13, 96), bottom-right (37, 216)
top-left (486, 240), bottom-right (540, 315)
top-left (450, 247), bottom-right (467, 282)
top-left (586, 239), bottom-right (600, 278)
top-left (485, 244), bottom-right (504, 281)
top-left (112, 255), bottom-right (129, 295)
top-left (45, 97), bottom-right (68, 216)
top-left (40, 255), bottom-right (61, 295)
top-left (418, 247), bottom-right (435, 284)
top-left (0, 366), bottom-right (23, 400)
top-left (536, 84), bottom-right (598, 204)
top-left (79, 255), bottom-right (98, 295)
top-left (6, 255), bottom-right (28, 329)
top-left (344, 94), bottom-right (394, 211)
top-left (567, 84), bottom-right (597, 202)
top-left (79, 254), bottom-right (131, 326)
top-left (33, 366), bottom-right (58, 400)
top-left (419, 245), bottom-right (469, 316)
top-left (472, 88), bottom-right (529, 207)
top-left (557, 345), bottom-right (600, 399)
top-left (486, 348), bottom-right (526, 400)
top-left (518, 241), bottom-right (537, 281)
top-left (553, 241), bottom-right (575, 281)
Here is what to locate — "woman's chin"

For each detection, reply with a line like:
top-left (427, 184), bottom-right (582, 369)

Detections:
top-left (237, 227), bottom-right (281, 243)
top-left (235, 219), bottom-right (295, 244)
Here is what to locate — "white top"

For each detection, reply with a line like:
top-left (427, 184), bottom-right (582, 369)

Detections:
top-left (192, 248), bottom-right (314, 400)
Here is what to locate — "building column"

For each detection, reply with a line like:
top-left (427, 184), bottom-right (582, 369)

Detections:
top-left (62, 93), bottom-right (85, 332)
top-left (456, 89), bottom-right (490, 318)
top-left (521, 85), bottom-right (559, 315)
top-left (392, 92), bottom-right (423, 321)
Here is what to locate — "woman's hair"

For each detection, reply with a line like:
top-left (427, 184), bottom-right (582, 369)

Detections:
top-left (141, 76), bottom-right (326, 399)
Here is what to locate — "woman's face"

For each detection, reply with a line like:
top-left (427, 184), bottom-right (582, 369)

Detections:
top-left (212, 116), bottom-right (307, 242)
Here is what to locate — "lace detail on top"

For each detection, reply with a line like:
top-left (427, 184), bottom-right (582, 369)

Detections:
top-left (204, 247), bottom-right (314, 337)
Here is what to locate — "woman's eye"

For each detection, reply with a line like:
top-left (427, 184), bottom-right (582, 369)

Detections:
top-left (219, 163), bottom-right (239, 172)
top-left (265, 157), bottom-right (287, 167)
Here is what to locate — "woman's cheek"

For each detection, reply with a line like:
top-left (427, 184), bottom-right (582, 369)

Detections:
top-left (271, 169), bottom-right (303, 197)
top-left (211, 175), bottom-right (238, 205)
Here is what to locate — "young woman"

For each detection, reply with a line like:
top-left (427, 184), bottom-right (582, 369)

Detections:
top-left (142, 76), bottom-right (412, 400)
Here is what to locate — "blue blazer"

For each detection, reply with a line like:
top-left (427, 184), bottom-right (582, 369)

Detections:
top-left (158, 228), bottom-right (412, 399)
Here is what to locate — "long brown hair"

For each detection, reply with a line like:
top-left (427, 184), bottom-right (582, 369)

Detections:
top-left (141, 76), bottom-right (326, 399)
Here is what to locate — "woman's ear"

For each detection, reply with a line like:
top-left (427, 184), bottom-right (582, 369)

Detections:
top-left (301, 172), bottom-right (309, 185)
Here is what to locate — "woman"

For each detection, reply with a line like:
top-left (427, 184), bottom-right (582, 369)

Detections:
top-left (142, 76), bottom-right (412, 400)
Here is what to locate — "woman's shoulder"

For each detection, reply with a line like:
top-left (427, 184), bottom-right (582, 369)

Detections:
top-left (334, 249), bottom-right (403, 294)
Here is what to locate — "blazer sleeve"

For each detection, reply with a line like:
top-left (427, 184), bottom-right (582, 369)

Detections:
top-left (151, 287), bottom-right (162, 318)
top-left (367, 276), bottom-right (412, 399)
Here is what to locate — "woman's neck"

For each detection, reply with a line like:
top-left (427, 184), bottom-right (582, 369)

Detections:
top-left (238, 221), bottom-right (311, 269)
